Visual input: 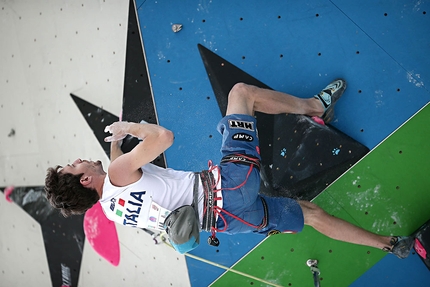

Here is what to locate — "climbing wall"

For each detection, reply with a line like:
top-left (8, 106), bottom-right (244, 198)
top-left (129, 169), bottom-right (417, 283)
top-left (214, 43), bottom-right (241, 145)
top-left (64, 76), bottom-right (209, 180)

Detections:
top-left (1, 0), bottom-right (429, 286)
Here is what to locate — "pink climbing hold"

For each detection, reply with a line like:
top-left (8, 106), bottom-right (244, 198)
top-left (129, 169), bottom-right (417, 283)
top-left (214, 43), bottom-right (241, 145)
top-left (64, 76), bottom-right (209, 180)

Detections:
top-left (311, 116), bottom-right (325, 126)
top-left (414, 238), bottom-right (427, 259)
top-left (84, 202), bottom-right (120, 266)
top-left (4, 186), bottom-right (14, 203)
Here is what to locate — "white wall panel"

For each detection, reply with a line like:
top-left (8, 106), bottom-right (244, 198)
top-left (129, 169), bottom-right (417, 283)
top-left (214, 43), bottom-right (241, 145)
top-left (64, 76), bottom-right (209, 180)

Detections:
top-left (0, 1), bottom-right (191, 286)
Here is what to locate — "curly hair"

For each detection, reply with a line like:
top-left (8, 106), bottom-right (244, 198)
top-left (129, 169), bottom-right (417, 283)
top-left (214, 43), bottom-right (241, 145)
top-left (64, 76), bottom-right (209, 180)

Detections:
top-left (44, 166), bottom-right (100, 217)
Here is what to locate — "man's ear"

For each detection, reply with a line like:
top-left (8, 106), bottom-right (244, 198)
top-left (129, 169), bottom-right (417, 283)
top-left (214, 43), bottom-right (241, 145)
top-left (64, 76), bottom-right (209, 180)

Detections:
top-left (80, 175), bottom-right (92, 187)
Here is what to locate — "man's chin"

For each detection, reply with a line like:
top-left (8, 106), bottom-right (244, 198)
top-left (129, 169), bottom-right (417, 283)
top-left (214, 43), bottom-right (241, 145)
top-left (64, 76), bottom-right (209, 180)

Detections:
top-left (95, 160), bottom-right (104, 169)
top-left (96, 161), bottom-right (106, 174)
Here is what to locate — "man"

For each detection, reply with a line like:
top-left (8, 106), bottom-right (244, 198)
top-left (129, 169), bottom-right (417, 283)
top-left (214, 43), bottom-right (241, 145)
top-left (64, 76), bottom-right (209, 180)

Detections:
top-left (45, 80), bottom-right (413, 257)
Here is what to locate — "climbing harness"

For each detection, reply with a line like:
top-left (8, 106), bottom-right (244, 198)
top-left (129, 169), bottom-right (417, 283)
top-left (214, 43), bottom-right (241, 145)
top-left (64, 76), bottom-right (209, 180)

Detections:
top-left (163, 154), bottom-right (268, 252)
top-left (202, 155), bottom-right (268, 248)
top-left (200, 169), bottom-right (218, 232)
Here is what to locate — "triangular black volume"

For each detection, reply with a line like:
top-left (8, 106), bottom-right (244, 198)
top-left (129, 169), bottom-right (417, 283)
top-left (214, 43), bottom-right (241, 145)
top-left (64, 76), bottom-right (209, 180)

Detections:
top-left (121, 0), bottom-right (165, 168)
top-left (2, 186), bottom-right (85, 287)
top-left (71, 94), bottom-right (118, 159)
top-left (41, 212), bottom-right (85, 287)
top-left (198, 44), bottom-right (369, 200)
top-left (198, 43), bottom-right (275, 187)
top-left (265, 115), bottom-right (369, 200)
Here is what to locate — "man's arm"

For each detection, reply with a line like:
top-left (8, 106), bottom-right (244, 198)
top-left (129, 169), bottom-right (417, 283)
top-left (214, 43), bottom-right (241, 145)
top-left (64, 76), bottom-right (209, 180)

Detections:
top-left (105, 122), bottom-right (174, 186)
top-left (110, 140), bottom-right (123, 162)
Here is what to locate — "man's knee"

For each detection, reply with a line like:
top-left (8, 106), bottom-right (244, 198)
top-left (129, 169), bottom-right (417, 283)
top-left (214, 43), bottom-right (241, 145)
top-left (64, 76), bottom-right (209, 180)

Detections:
top-left (226, 83), bottom-right (255, 115)
top-left (229, 82), bottom-right (249, 99)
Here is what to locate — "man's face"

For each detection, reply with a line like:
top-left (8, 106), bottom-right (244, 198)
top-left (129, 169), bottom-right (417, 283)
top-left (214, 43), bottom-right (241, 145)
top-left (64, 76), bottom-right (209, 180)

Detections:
top-left (60, 158), bottom-right (105, 176)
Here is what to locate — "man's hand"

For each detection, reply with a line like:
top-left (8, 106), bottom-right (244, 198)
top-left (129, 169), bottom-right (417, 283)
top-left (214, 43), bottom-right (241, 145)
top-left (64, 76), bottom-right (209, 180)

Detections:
top-left (104, 121), bottom-right (130, 142)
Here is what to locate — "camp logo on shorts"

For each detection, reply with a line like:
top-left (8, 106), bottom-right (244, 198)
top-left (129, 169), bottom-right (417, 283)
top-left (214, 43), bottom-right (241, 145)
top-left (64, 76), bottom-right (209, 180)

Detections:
top-left (232, 133), bottom-right (254, 142)
top-left (228, 120), bottom-right (254, 131)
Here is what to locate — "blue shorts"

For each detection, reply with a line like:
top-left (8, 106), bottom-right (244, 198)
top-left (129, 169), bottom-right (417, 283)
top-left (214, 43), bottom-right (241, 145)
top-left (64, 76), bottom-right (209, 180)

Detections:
top-left (216, 114), bottom-right (304, 235)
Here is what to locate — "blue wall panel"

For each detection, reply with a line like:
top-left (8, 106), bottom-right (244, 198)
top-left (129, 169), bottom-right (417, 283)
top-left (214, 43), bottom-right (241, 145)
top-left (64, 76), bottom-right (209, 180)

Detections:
top-left (135, 0), bottom-right (430, 286)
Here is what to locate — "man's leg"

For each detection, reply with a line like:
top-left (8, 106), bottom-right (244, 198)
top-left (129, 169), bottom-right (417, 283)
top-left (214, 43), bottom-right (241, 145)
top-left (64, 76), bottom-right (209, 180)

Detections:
top-left (226, 82), bottom-right (325, 116)
top-left (298, 200), bottom-right (393, 249)
top-left (299, 200), bottom-right (416, 259)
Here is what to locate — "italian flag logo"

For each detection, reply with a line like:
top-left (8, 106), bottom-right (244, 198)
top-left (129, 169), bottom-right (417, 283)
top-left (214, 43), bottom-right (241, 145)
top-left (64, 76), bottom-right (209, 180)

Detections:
top-left (115, 198), bottom-right (125, 217)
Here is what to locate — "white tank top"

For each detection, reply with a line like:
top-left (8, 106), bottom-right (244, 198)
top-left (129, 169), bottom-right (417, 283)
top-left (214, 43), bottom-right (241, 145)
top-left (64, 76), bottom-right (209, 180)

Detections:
top-left (99, 163), bottom-right (202, 229)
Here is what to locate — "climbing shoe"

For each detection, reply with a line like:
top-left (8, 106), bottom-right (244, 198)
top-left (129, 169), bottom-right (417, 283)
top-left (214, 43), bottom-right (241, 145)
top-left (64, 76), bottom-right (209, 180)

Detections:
top-left (385, 236), bottom-right (415, 259)
top-left (314, 79), bottom-right (347, 123)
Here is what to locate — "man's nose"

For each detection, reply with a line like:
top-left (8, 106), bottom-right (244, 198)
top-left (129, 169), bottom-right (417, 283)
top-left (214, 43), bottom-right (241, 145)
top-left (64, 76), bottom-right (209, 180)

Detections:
top-left (73, 158), bottom-right (82, 165)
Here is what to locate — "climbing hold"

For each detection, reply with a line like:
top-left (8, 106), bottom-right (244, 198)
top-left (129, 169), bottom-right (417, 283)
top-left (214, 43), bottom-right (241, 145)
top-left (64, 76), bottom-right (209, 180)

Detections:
top-left (280, 148), bottom-right (287, 156)
top-left (4, 186), bottom-right (14, 203)
top-left (332, 148), bottom-right (340, 156)
top-left (172, 24), bottom-right (183, 33)
top-left (311, 116), bottom-right (325, 126)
